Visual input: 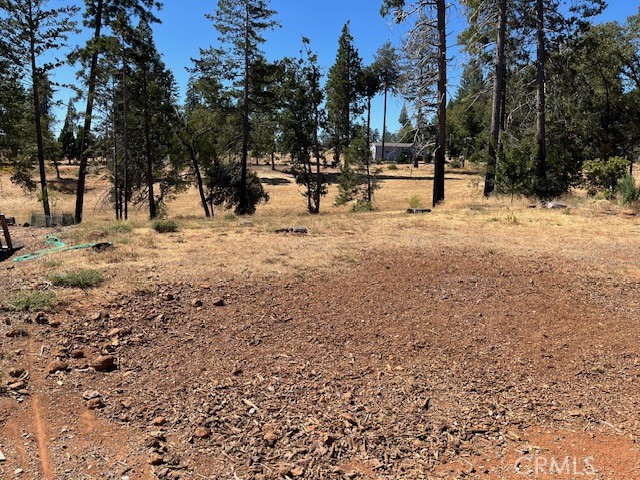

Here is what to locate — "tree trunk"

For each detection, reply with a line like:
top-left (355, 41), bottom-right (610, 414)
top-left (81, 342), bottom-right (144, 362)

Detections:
top-left (484, 0), bottom-right (507, 197)
top-left (143, 71), bottom-right (156, 219)
top-left (312, 65), bottom-right (322, 214)
top-left (122, 51), bottom-right (129, 221)
top-left (75, 0), bottom-right (104, 224)
top-left (192, 149), bottom-right (210, 218)
top-left (366, 97), bottom-right (373, 204)
top-left (271, 152), bottom-right (275, 171)
top-left (113, 83), bottom-right (120, 220)
top-left (238, 3), bottom-right (251, 215)
top-left (432, 0), bottom-right (447, 207)
top-left (28, 4), bottom-right (51, 225)
top-left (381, 86), bottom-right (388, 162)
top-left (535, 0), bottom-right (547, 196)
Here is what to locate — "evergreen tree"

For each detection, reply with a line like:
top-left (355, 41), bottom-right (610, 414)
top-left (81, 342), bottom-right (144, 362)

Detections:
top-left (205, 0), bottom-right (279, 215)
top-left (73, 0), bottom-right (160, 223)
top-left (59, 100), bottom-right (78, 163)
top-left (326, 22), bottom-right (363, 165)
top-left (0, 0), bottom-right (79, 224)
top-left (372, 41), bottom-right (401, 163)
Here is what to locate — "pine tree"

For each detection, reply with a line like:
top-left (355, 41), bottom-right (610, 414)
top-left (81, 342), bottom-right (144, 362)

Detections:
top-left (59, 100), bottom-right (78, 163)
top-left (326, 22), bottom-right (363, 165)
top-left (373, 41), bottom-right (401, 164)
top-left (0, 0), bottom-right (79, 224)
top-left (206, 0), bottom-right (279, 215)
top-left (73, 0), bottom-right (160, 223)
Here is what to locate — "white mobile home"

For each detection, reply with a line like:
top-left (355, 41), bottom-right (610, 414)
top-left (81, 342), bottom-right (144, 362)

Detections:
top-left (370, 142), bottom-right (415, 162)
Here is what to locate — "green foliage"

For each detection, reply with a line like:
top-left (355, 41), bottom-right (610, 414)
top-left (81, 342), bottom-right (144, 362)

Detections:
top-left (448, 158), bottom-right (462, 169)
top-left (7, 291), bottom-right (56, 312)
top-left (50, 269), bottom-right (103, 288)
top-left (326, 22), bottom-right (363, 164)
top-left (583, 157), bottom-right (629, 196)
top-left (335, 133), bottom-right (380, 209)
top-left (205, 161), bottom-right (269, 215)
top-left (618, 174), bottom-right (639, 205)
top-left (152, 219), bottom-right (179, 233)
top-left (101, 221), bottom-right (134, 235)
top-left (387, 162), bottom-right (398, 170)
top-left (407, 194), bottom-right (423, 209)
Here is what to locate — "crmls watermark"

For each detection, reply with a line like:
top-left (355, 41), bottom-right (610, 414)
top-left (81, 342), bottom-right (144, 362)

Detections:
top-left (514, 455), bottom-right (597, 476)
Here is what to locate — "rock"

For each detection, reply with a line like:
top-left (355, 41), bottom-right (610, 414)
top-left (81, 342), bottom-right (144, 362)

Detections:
top-left (47, 360), bottom-right (69, 374)
top-left (49, 319), bottom-right (61, 328)
top-left (15, 468), bottom-right (23, 475)
top-left (275, 227), bottom-right (308, 234)
top-left (164, 454), bottom-right (180, 466)
top-left (89, 312), bottom-right (103, 321)
top-left (70, 349), bottom-right (85, 359)
top-left (90, 355), bottom-right (116, 372)
top-left (151, 416), bottom-right (166, 426)
top-left (543, 201), bottom-right (568, 209)
top-left (82, 390), bottom-right (101, 401)
top-left (264, 431), bottom-right (278, 446)
top-left (194, 427), bottom-right (210, 439)
top-left (144, 437), bottom-right (161, 449)
top-left (291, 466), bottom-right (304, 477)
top-left (8, 381), bottom-right (26, 391)
top-left (213, 298), bottom-right (225, 307)
top-left (87, 397), bottom-right (104, 409)
top-left (7, 367), bottom-right (25, 378)
top-left (148, 453), bottom-right (165, 465)
top-left (108, 327), bottom-right (131, 337)
top-left (0, 450), bottom-right (5, 462)
top-left (406, 208), bottom-right (432, 214)
top-left (34, 312), bottom-right (49, 325)
top-left (191, 299), bottom-right (203, 308)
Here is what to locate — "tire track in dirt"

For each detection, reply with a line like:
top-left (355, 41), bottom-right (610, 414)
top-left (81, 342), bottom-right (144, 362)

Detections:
top-left (27, 337), bottom-right (55, 479)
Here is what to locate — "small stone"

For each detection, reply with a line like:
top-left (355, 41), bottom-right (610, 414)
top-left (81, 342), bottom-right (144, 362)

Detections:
top-left (47, 360), bottom-right (69, 374)
top-left (194, 427), bottom-right (210, 439)
top-left (144, 437), bottom-right (161, 449)
top-left (148, 453), bottom-right (165, 465)
top-left (89, 312), bottom-right (103, 321)
top-left (7, 367), bottom-right (25, 378)
top-left (151, 416), bottom-right (166, 426)
top-left (87, 397), bottom-right (104, 410)
top-left (90, 355), bottom-right (116, 372)
top-left (164, 454), bottom-right (180, 466)
top-left (108, 327), bottom-right (131, 337)
top-left (82, 390), bottom-right (101, 400)
top-left (8, 381), bottom-right (26, 391)
top-left (191, 299), bottom-right (203, 308)
top-left (164, 293), bottom-right (174, 301)
top-left (15, 468), bottom-right (23, 475)
top-left (0, 449), bottom-right (5, 461)
top-left (34, 312), bottom-right (49, 325)
top-left (49, 319), bottom-right (61, 328)
top-left (70, 349), bottom-right (85, 359)
top-left (213, 298), bottom-right (225, 307)
top-left (291, 466), bottom-right (304, 477)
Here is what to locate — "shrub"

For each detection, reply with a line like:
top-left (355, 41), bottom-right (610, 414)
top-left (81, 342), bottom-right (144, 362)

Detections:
top-left (583, 157), bottom-right (629, 196)
top-left (205, 161), bottom-right (269, 215)
top-left (407, 194), bottom-right (423, 209)
top-left (7, 291), bottom-right (55, 312)
top-left (152, 219), bottom-right (178, 233)
top-left (619, 174), bottom-right (639, 205)
top-left (387, 162), bottom-right (398, 170)
top-left (102, 221), bottom-right (133, 235)
top-left (50, 269), bottom-right (103, 288)
top-left (448, 158), bottom-right (462, 169)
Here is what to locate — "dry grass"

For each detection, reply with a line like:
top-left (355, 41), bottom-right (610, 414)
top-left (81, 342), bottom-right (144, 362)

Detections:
top-left (2, 161), bottom-right (640, 301)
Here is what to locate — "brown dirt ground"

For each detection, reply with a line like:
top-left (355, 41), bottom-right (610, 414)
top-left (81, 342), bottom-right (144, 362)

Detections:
top-left (1, 164), bottom-right (640, 479)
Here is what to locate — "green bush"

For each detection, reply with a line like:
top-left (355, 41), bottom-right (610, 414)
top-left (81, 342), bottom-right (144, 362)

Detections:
top-left (7, 291), bottom-right (56, 312)
top-left (448, 158), bottom-right (462, 169)
top-left (583, 157), bottom-right (629, 196)
top-left (407, 194), bottom-right (423, 209)
top-left (152, 219), bottom-right (179, 233)
top-left (102, 221), bottom-right (133, 235)
top-left (619, 174), bottom-right (639, 205)
top-left (50, 269), bottom-right (103, 288)
top-left (387, 162), bottom-right (398, 170)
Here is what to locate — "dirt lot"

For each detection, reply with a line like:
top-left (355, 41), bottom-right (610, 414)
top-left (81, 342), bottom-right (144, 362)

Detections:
top-left (1, 164), bottom-right (639, 479)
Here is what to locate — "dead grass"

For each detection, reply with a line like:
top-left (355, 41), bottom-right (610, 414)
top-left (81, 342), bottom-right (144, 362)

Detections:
top-left (1, 162), bottom-right (639, 296)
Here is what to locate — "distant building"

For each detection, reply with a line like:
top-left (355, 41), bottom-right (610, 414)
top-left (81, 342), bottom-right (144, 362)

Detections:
top-left (370, 142), bottom-right (414, 162)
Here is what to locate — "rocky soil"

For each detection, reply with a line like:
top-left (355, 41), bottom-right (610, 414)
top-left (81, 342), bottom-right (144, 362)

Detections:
top-left (1, 247), bottom-right (640, 479)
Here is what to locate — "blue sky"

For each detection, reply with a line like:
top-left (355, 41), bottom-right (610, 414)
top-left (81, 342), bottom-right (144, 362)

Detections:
top-left (55, 1), bottom-right (639, 135)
